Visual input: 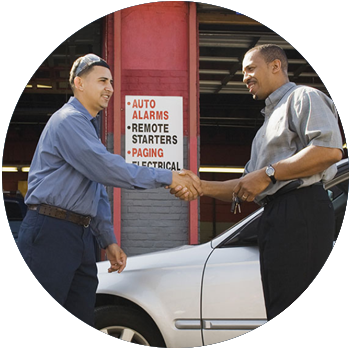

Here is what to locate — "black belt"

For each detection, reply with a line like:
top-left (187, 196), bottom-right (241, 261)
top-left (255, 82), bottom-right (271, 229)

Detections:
top-left (27, 204), bottom-right (91, 227)
top-left (259, 179), bottom-right (304, 206)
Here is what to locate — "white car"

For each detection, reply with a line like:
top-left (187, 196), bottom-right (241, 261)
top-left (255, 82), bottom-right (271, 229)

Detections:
top-left (94, 159), bottom-right (348, 347)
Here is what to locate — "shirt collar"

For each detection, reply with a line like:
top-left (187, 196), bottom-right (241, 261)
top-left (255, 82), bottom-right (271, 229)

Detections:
top-left (262, 82), bottom-right (296, 117)
top-left (68, 96), bottom-right (94, 121)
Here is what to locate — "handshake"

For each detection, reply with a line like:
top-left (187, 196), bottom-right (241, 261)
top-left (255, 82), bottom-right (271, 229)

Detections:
top-left (168, 169), bottom-right (202, 201)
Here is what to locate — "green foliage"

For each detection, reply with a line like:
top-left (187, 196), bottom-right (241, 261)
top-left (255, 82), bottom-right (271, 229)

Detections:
top-left (1, 277), bottom-right (325, 349)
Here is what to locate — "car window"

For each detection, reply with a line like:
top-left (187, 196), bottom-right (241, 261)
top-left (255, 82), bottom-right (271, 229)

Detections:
top-left (220, 178), bottom-right (348, 248)
top-left (221, 213), bottom-right (261, 248)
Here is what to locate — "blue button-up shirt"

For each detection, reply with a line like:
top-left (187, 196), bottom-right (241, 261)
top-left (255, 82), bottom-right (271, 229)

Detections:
top-left (25, 97), bottom-right (173, 248)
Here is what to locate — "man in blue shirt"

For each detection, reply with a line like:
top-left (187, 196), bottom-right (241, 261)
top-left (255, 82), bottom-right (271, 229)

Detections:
top-left (17, 54), bottom-right (201, 326)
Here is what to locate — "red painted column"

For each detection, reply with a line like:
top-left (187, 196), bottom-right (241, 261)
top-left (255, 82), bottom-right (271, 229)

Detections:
top-left (106, 2), bottom-right (199, 247)
top-left (188, 2), bottom-right (199, 245)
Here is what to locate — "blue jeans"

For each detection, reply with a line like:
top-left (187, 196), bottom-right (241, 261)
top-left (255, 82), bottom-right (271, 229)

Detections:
top-left (17, 209), bottom-right (98, 326)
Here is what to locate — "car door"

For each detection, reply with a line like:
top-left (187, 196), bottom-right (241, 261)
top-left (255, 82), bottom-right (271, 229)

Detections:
top-left (201, 213), bottom-right (267, 346)
top-left (200, 167), bottom-right (349, 346)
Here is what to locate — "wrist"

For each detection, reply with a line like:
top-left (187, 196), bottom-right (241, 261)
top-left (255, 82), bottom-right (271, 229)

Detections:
top-left (200, 180), bottom-right (209, 196)
top-left (265, 164), bottom-right (277, 184)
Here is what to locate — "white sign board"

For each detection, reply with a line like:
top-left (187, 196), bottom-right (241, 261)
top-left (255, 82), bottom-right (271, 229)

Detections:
top-left (125, 96), bottom-right (183, 171)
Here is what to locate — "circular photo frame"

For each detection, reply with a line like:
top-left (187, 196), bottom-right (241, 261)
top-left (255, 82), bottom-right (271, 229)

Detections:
top-left (3, 1), bottom-right (349, 348)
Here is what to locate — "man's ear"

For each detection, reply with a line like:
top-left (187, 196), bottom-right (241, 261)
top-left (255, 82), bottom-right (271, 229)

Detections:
top-left (74, 76), bottom-right (84, 91)
top-left (271, 59), bottom-right (282, 74)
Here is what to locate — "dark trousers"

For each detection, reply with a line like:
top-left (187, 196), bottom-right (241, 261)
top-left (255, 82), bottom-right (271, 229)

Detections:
top-left (257, 184), bottom-right (334, 320)
top-left (17, 209), bottom-right (98, 326)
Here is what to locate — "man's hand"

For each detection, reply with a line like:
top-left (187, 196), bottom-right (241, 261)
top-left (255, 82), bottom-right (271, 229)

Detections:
top-left (105, 243), bottom-right (127, 273)
top-left (169, 170), bottom-right (202, 201)
top-left (233, 168), bottom-right (270, 202)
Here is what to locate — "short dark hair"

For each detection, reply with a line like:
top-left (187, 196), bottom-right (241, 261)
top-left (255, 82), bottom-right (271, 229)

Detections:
top-left (245, 44), bottom-right (288, 74)
top-left (69, 54), bottom-right (110, 90)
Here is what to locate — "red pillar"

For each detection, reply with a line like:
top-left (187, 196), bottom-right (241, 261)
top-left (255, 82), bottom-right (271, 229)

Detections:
top-left (188, 2), bottom-right (199, 244)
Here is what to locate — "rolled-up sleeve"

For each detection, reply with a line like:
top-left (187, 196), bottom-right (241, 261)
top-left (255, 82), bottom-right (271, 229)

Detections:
top-left (291, 88), bottom-right (343, 150)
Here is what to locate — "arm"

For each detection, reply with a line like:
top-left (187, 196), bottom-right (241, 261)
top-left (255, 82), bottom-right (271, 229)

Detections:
top-left (57, 115), bottom-right (173, 190)
top-left (170, 170), bottom-right (238, 202)
top-left (172, 145), bottom-right (342, 203)
top-left (233, 145), bottom-right (342, 202)
top-left (90, 185), bottom-right (127, 273)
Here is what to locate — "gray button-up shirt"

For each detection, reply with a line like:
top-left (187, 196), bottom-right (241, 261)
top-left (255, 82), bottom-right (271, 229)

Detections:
top-left (25, 97), bottom-right (172, 248)
top-left (244, 82), bottom-right (343, 204)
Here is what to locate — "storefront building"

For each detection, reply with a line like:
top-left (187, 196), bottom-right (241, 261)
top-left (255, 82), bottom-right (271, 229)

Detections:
top-left (3, 2), bottom-right (345, 256)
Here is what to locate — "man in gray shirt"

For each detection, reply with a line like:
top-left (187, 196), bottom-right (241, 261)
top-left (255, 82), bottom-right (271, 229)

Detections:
top-left (174, 44), bottom-right (343, 320)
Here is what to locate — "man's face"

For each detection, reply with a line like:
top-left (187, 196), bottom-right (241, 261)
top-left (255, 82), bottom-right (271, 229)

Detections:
top-left (242, 50), bottom-right (275, 100)
top-left (78, 66), bottom-right (114, 116)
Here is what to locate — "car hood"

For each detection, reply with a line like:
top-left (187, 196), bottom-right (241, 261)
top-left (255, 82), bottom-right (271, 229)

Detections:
top-left (97, 242), bottom-right (212, 275)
